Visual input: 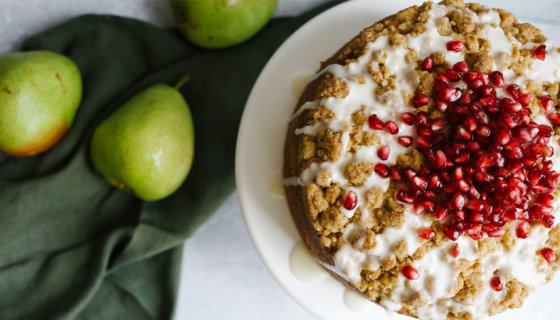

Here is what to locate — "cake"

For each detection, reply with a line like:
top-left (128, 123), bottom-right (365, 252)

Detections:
top-left (282, 1), bottom-right (560, 319)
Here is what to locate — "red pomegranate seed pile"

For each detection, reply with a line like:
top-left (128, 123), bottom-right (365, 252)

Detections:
top-left (369, 50), bottom-right (560, 241)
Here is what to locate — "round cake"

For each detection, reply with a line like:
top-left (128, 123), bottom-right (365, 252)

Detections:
top-left (283, 0), bottom-right (560, 319)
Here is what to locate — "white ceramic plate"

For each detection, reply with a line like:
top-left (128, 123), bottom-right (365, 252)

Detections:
top-left (235, 1), bottom-right (560, 319)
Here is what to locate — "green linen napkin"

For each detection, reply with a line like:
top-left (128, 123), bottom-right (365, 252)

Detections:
top-left (0, 1), bottom-right (341, 319)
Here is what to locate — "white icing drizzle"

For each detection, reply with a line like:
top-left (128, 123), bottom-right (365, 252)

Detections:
top-left (267, 172), bottom-right (285, 198)
top-left (286, 3), bottom-right (560, 319)
top-left (343, 288), bottom-right (372, 312)
top-left (289, 241), bottom-right (329, 283)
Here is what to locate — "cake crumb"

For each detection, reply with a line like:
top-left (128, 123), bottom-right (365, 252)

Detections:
top-left (316, 169), bottom-right (332, 187)
top-left (319, 206), bottom-right (349, 233)
top-left (305, 183), bottom-right (328, 220)
top-left (316, 73), bottom-right (349, 99)
top-left (344, 161), bottom-right (375, 187)
top-left (366, 187), bottom-right (384, 209)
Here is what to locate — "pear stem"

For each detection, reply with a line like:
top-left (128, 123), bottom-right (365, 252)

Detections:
top-left (174, 74), bottom-right (191, 90)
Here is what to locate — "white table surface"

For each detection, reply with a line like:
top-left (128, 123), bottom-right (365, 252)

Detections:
top-left (2, 1), bottom-right (560, 319)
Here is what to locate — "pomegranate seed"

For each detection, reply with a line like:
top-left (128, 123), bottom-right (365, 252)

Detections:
top-left (458, 93), bottom-right (471, 105)
top-left (453, 210), bottom-right (466, 221)
top-left (424, 190), bottom-right (436, 200)
top-left (490, 277), bottom-right (503, 291)
top-left (478, 95), bottom-right (497, 107)
top-left (465, 71), bottom-right (478, 82)
top-left (496, 127), bottom-right (510, 145)
top-left (445, 69), bottom-right (461, 82)
top-left (518, 92), bottom-right (532, 106)
top-left (489, 71), bottom-right (504, 87)
top-left (443, 225), bottom-right (461, 241)
top-left (390, 167), bottom-right (402, 180)
top-left (435, 100), bottom-right (448, 112)
top-left (535, 194), bottom-right (554, 206)
top-left (455, 153), bottom-right (470, 165)
top-left (540, 95), bottom-right (555, 113)
top-left (456, 127), bottom-right (472, 141)
top-left (502, 101), bottom-right (522, 113)
top-left (468, 212), bottom-right (484, 223)
top-left (463, 117), bottom-right (478, 132)
top-left (502, 209), bottom-right (517, 221)
top-left (368, 114), bottom-right (384, 130)
top-left (517, 128), bottom-right (533, 142)
top-left (457, 180), bottom-right (470, 192)
top-left (398, 136), bottom-right (413, 147)
top-left (396, 190), bottom-right (414, 204)
top-left (469, 230), bottom-right (484, 240)
top-left (418, 127), bottom-right (432, 137)
top-left (541, 248), bottom-right (556, 263)
top-left (402, 266), bottom-right (419, 280)
top-left (467, 185), bottom-right (480, 199)
top-left (384, 120), bottom-right (399, 134)
top-left (417, 112), bottom-right (428, 126)
top-left (453, 167), bottom-right (464, 180)
top-left (400, 112), bottom-right (416, 126)
top-left (487, 226), bottom-right (505, 237)
top-left (416, 136), bottom-right (431, 149)
top-left (430, 119), bottom-right (446, 132)
top-left (506, 84), bottom-right (520, 100)
top-left (451, 243), bottom-right (461, 258)
top-left (547, 111), bottom-right (560, 126)
top-left (477, 85), bottom-right (494, 97)
top-left (467, 141), bottom-right (480, 152)
top-left (343, 191), bottom-right (357, 210)
top-left (436, 74), bottom-right (450, 85)
top-left (417, 228), bottom-right (436, 240)
top-left (439, 87), bottom-right (461, 102)
top-left (422, 200), bottom-right (435, 212)
top-left (534, 44), bottom-right (547, 60)
top-left (435, 150), bottom-right (447, 169)
top-left (403, 168), bottom-right (416, 180)
top-left (428, 174), bottom-right (442, 190)
top-left (516, 221), bottom-right (529, 239)
top-left (479, 73), bottom-right (489, 85)
top-left (377, 145), bottom-right (390, 160)
top-left (435, 206), bottom-right (449, 220)
top-left (421, 57), bottom-right (433, 71)
top-left (538, 124), bottom-right (553, 137)
top-left (374, 163), bottom-right (389, 177)
top-left (412, 93), bottom-right (430, 108)
top-left (465, 199), bottom-right (484, 211)
top-left (542, 214), bottom-right (555, 228)
top-left (451, 193), bottom-right (466, 210)
top-left (474, 110), bottom-right (489, 125)
top-left (411, 176), bottom-right (428, 191)
top-left (447, 40), bottom-right (464, 52)
top-left (453, 61), bottom-right (469, 73)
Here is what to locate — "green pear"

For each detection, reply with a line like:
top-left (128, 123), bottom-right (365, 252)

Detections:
top-left (0, 50), bottom-right (82, 157)
top-left (171, 0), bottom-right (277, 49)
top-left (90, 82), bottom-right (195, 201)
